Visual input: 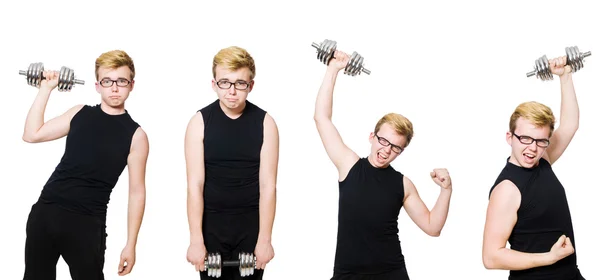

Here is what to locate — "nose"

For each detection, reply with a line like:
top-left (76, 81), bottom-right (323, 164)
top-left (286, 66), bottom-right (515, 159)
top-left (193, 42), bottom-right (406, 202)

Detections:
top-left (111, 83), bottom-right (119, 92)
top-left (228, 85), bottom-right (237, 95)
top-left (382, 145), bottom-right (392, 153)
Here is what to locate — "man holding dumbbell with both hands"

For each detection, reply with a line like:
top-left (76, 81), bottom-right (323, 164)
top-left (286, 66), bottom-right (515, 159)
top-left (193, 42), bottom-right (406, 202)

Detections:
top-left (314, 49), bottom-right (453, 280)
top-left (482, 55), bottom-right (587, 280)
top-left (21, 50), bottom-right (149, 280)
top-left (185, 46), bottom-right (278, 279)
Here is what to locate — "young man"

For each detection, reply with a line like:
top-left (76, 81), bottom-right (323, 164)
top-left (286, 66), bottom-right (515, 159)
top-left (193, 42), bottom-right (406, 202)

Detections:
top-left (314, 50), bottom-right (453, 280)
top-left (482, 56), bottom-right (585, 280)
top-left (21, 50), bottom-right (149, 280)
top-left (185, 46), bottom-right (278, 280)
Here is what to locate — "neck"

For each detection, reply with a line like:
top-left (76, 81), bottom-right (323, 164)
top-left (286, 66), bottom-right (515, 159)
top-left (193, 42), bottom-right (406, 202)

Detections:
top-left (367, 153), bottom-right (388, 168)
top-left (100, 102), bottom-right (126, 115)
top-left (219, 100), bottom-right (246, 119)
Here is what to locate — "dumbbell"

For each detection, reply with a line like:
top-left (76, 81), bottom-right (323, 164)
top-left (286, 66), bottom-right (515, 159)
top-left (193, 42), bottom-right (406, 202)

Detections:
top-left (526, 46), bottom-right (591, 81)
top-left (311, 39), bottom-right (371, 76)
top-left (19, 62), bottom-right (85, 91)
top-left (203, 252), bottom-right (256, 278)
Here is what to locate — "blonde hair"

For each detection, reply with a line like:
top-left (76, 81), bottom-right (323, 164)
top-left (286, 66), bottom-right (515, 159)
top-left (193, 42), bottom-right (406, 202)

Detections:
top-left (374, 113), bottom-right (414, 147)
top-left (212, 46), bottom-right (256, 80)
top-left (95, 50), bottom-right (135, 80)
top-left (509, 101), bottom-right (555, 136)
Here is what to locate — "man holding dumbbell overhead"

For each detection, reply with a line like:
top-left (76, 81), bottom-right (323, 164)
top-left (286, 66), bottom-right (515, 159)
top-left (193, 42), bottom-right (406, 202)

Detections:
top-left (482, 56), bottom-right (586, 280)
top-left (21, 50), bottom-right (149, 280)
top-left (185, 46), bottom-right (278, 279)
top-left (314, 50), bottom-right (453, 280)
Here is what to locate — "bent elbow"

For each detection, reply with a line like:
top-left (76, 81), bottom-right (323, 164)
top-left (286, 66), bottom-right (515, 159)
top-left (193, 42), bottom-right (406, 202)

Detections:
top-left (22, 133), bottom-right (37, 143)
top-left (482, 254), bottom-right (498, 270)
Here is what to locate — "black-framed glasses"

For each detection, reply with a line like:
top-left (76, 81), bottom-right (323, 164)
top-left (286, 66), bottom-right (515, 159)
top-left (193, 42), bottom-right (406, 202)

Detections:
top-left (375, 134), bottom-right (404, 153)
top-left (216, 79), bottom-right (250, 90)
top-left (99, 78), bottom-right (131, 88)
top-left (512, 132), bottom-right (550, 148)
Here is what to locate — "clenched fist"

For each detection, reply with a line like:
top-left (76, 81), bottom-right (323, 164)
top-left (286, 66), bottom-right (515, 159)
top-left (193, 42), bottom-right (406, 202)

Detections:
top-left (430, 168), bottom-right (452, 189)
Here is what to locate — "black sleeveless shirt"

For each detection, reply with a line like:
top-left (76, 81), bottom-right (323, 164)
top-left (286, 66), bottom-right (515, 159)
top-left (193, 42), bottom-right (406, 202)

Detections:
top-left (38, 104), bottom-right (140, 217)
top-left (334, 157), bottom-right (407, 274)
top-left (200, 100), bottom-right (266, 214)
top-left (490, 157), bottom-right (582, 280)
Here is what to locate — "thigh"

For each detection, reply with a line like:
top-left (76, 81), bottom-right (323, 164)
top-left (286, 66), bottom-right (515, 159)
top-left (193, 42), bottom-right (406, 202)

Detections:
top-left (23, 203), bottom-right (60, 280)
top-left (58, 212), bottom-right (107, 280)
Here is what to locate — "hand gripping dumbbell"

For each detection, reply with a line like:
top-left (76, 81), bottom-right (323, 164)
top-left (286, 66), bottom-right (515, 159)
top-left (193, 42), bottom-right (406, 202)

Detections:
top-left (203, 252), bottom-right (256, 278)
top-left (19, 62), bottom-right (85, 91)
top-left (526, 46), bottom-right (591, 81)
top-left (311, 39), bottom-right (371, 76)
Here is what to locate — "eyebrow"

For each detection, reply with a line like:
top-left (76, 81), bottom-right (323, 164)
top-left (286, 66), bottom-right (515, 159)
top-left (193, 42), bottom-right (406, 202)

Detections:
top-left (217, 79), bottom-right (248, 82)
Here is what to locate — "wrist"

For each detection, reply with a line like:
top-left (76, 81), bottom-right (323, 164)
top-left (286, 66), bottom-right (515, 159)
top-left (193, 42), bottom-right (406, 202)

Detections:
top-left (542, 252), bottom-right (556, 265)
top-left (190, 234), bottom-right (204, 245)
top-left (559, 72), bottom-right (572, 82)
top-left (257, 234), bottom-right (272, 244)
top-left (37, 87), bottom-right (53, 95)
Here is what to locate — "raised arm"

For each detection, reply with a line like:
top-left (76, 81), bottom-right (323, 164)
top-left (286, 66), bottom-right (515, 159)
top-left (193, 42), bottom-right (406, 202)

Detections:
top-left (22, 70), bottom-right (83, 143)
top-left (402, 169), bottom-right (452, 237)
top-left (482, 180), bottom-right (573, 270)
top-left (185, 112), bottom-right (207, 271)
top-left (118, 127), bottom-right (149, 276)
top-left (254, 113), bottom-right (278, 270)
top-left (313, 51), bottom-right (359, 180)
top-left (543, 56), bottom-right (579, 164)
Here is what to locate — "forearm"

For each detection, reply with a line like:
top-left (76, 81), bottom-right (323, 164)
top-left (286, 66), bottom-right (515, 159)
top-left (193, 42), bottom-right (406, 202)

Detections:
top-left (126, 189), bottom-right (146, 247)
top-left (257, 186), bottom-right (276, 242)
top-left (484, 247), bottom-right (553, 270)
top-left (559, 73), bottom-right (579, 129)
top-left (187, 184), bottom-right (205, 244)
top-left (23, 88), bottom-right (51, 138)
top-left (314, 69), bottom-right (339, 120)
top-left (427, 188), bottom-right (452, 235)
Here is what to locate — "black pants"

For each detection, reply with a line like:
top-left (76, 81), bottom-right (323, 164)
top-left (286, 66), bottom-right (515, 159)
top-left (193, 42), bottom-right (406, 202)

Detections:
top-left (331, 266), bottom-right (410, 280)
top-left (200, 210), bottom-right (264, 280)
top-left (23, 202), bottom-right (107, 280)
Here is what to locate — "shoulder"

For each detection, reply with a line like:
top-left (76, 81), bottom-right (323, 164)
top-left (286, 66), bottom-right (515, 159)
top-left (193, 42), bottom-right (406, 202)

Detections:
top-left (130, 127), bottom-right (149, 154)
top-left (68, 104), bottom-right (87, 116)
top-left (488, 179), bottom-right (521, 212)
top-left (186, 111), bottom-right (205, 138)
top-left (490, 179), bottom-right (520, 201)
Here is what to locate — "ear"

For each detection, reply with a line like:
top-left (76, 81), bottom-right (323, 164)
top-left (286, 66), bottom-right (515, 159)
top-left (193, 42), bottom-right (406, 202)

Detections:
top-left (95, 81), bottom-right (100, 93)
top-left (130, 80), bottom-right (135, 91)
top-left (369, 132), bottom-right (375, 143)
top-left (248, 80), bottom-right (255, 93)
top-left (506, 131), bottom-right (513, 146)
top-left (211, 79), bottom-right (217, 92)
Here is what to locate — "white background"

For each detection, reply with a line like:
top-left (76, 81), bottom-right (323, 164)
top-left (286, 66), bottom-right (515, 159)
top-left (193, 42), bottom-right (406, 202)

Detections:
top-left (1, 0), bottom-right (598, 279)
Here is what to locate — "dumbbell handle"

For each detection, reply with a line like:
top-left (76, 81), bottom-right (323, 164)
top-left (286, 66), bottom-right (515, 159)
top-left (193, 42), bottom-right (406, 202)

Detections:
top-left (311, 42), bottom-right (371, 75)
top-left (526, 51), bottom-right (591, 77)
top-left (222, 260), bottom-right (242, 266)
top-left (19, 70), bottom-right (85, 85)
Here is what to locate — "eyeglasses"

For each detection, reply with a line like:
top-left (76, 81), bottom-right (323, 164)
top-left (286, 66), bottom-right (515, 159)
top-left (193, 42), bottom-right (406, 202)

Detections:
top-left (375, 134), bottom-right (404, 153)
top-left (99, 78), bottom-right (131, 88)
top-left (512, 132), bottom-right (550, 148)
top-left (216, 79), bottom-right (251, 90)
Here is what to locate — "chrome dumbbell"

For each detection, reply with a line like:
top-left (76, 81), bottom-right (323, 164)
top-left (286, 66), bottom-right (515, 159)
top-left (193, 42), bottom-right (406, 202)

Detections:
top-left (19, 62), bottom-right (85, 91)
top-left (526, 46), bottom-right (591, 81)
top-left (204, 252), bottom-right (256, 278)
top-left (311, 39), bottom-right (371, 76)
